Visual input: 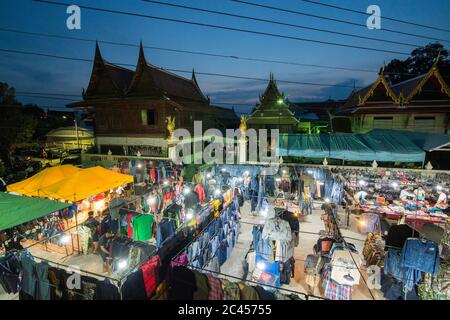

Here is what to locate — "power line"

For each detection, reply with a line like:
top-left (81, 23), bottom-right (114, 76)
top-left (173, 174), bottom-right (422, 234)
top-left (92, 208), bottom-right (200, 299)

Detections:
top-left (300, 0), bottom-right (450, 34)
top-left (33, 0), bottom-right (411, 55)
top-left (15, 94), bottom-right (77, 102)
top-left (0, 47), bottom-right (361, 88)
top-left (231, 0), bottom-right (450, 44)
top-left (0, 28), bottom-right (422, 76)
top-left (142, 0), bottom-right (421, 48)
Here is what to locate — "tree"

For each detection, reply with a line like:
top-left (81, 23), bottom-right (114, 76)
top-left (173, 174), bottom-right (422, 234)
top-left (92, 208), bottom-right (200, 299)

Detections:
top-left (385, 42), bottom-right (450, 84)
top-left (0, 83), bottom-right (38, 165)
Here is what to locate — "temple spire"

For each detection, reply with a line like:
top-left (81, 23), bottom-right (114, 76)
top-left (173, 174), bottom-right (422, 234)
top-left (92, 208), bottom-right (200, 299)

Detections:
top-left (137, 41), bottom-right (147, 66)
top-left (192, 68), bottom-right (199, 86)
top-left (94, 41), bottom-right (104, 64)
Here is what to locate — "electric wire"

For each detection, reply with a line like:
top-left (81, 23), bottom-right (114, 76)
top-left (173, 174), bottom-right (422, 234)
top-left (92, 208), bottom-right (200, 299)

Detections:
top-left (32, 0), bottom-right (411, 55)
top-left (300, 0), bottom-right (450, 34)
top-left (0, 28), bottom-right (393, 74)
top-left (142, 0), bottom-right (422, 48)
top-left (231, 0), bottom-right (450, 44)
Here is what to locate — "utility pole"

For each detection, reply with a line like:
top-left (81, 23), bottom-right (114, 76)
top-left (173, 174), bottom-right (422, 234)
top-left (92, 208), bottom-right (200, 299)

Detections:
top-left (74, 117), bottom-right (80, 149)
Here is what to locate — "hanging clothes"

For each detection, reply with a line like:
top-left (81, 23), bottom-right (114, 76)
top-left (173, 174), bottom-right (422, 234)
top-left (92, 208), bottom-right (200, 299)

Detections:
top-left (194, 184), bottom-right (206, 204)
top-left (131, 215), bottom-right (154, 241)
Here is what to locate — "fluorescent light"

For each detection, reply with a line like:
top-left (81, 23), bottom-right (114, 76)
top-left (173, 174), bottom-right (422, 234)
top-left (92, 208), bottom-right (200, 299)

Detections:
top-left (147, 197), bottom-right (156, 205)
top-left (61, 234), bottom-right (71, 245)
top-left (118, 259), bottom-right (128, 270)
top-left (256, 261), bottom-right (266, 270)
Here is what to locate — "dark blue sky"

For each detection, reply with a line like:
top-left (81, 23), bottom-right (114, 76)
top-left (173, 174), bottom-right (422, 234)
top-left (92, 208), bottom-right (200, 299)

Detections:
top-left (1, 0), bottom-right (449, 113)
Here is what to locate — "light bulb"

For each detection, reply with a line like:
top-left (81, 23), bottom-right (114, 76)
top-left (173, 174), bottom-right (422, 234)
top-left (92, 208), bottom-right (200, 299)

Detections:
top-left (147, 197), bottom-right (156, 205)
top-left (61, 234), bottom-right (71, 245)
top-left (118, 259), bottom-right (128, 270)
top-left (257, 261), bottom-right (266, 270)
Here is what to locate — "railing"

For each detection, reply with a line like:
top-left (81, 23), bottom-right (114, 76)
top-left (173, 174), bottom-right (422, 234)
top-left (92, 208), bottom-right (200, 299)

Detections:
top-left (81, 153), bottom-right (170, 166)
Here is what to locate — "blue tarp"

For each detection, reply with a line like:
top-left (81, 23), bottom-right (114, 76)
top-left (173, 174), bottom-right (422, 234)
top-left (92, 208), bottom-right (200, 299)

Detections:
top-left (279, 132), bottom-right (426, 163)
top-left (369, 129), bottom-right (450, 152)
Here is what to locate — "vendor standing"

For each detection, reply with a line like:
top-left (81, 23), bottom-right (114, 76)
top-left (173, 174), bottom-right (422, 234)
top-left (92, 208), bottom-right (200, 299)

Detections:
top-left (98, 231), bottom-right (114, 273)
top-left (413, 186), bottom-right (426, 201)
top-left (435, 190), bottom-right (448, 211)
top-left (353, 190), bottom-right (368, 204)
top-left (399, 187), bottom-right (415, 202)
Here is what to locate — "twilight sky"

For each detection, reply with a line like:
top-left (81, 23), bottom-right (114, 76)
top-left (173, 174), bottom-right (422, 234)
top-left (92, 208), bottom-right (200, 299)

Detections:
top-left (0, 0), bottom-right (449, 114)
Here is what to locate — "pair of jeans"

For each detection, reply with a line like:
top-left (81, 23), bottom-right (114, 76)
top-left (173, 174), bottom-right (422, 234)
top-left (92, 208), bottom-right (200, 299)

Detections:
top-left (384, 248), bottom-right (408, 281)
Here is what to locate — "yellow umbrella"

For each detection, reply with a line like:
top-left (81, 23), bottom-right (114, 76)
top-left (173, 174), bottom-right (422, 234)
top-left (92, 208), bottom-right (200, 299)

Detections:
top-left (6, 165), bottom-right (81, 197)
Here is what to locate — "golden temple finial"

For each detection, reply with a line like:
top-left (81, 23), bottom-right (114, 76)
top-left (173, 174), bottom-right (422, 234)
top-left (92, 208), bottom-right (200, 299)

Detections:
top-left (433, 49), bottom-right (442, 69)
top-left (239, 115), bottom-right (247, 133)
top-left (166, 115), bottom-right (176, 140)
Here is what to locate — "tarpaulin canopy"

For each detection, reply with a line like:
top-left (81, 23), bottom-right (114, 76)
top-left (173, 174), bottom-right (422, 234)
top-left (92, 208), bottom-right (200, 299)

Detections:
top-left (279, 134), bottom-right (329, 158)
top-left (278, 132), bottom-right (426, 163)
top-left (0, 192), bottom-right (70, 231)
top-left (361, 131), bottom-right (425, 162)
top-left (328, 133), bottom-right (376, 161)
top-left (369, 129), bottom-right (450, 152)
top-left (37, 166), bottom-right (133, 202)
top-left (6, 165), bottom-right (81, 197)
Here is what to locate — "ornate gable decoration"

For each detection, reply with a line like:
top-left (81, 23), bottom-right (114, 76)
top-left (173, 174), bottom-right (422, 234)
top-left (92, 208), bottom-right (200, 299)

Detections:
top-left (358, 67), bottom-right (401, 105)
top-left (401, 62), bottom-right (450, 104)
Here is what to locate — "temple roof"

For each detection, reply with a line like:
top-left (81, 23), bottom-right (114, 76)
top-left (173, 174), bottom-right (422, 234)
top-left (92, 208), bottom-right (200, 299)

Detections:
top-left (338, 60), bottom-right (450, 115)
top-left (259, 73), bottom-right (287, 108)
top-left (84, 43), bottom-right (134, 99)
top-left (247, 74), bottom-right (299, 125)
top-left (79, 43), bottom-right (209, 104)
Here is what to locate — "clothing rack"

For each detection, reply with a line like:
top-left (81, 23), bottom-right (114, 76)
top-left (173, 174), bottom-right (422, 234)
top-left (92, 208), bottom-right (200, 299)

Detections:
top-left (187, 264), bottom-right (324, 301)
top-left (29, 253), bottom-right (119, 283)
